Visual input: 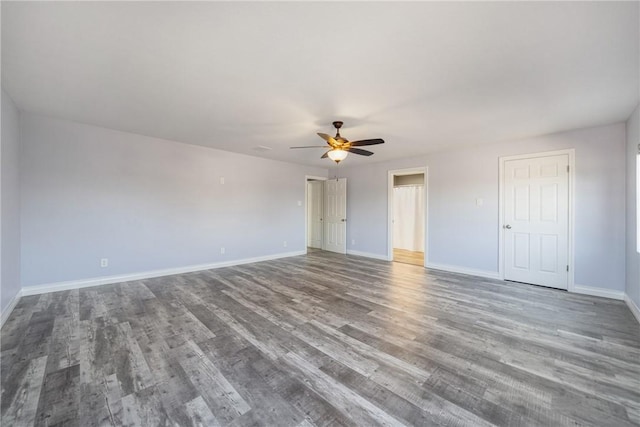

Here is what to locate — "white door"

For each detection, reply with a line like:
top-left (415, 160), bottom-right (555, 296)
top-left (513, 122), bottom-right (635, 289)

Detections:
top-left (308, 181), bottom-right (323, 249)
top-left (504, 154), bottom-right (569, 289)
top-left (323, 178), bottom-right (347, 254)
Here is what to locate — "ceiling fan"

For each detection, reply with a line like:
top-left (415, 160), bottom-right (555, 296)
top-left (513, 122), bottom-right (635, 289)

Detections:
top-left (290, 121), bottom-right (385, 164)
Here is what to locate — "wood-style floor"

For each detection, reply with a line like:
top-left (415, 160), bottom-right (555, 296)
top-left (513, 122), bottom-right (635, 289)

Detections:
top-left (393, 248), bottom-right (424, 266)
top-left (2, 251), bottom-right (639, 426)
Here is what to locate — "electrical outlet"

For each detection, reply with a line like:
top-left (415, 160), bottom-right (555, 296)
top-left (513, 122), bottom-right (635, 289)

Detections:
top-left (100, 258), bottom-right (108, 268)
top-left (220, 247), bottom-right (225, 254)
top-left (220, 176), bottom-right (225, 185)
top-left (283, 241), bottom-right (287, 247)
top-left (297, 200), bottom-right (302, 206)
top-left (351, 239), bottom-right (355, 245)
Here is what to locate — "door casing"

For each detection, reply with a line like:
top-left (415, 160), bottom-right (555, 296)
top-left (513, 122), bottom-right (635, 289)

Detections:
top-left (498, 149), bottom-right (575, 292)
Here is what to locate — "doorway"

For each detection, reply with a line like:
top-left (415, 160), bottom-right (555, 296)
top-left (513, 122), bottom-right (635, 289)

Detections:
top-left (388, 168), bottom-right (428, 266)
top-left (499, 150), bottom-right (574, 290)
top-left (307, 179), bottom-right (324, 249)
top-left (306, 176), bottom-right (347, 254)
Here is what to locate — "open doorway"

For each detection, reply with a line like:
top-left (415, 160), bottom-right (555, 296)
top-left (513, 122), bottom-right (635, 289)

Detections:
top-left (388, 168), bottom-right (427, 266)
top-left (306, 176), bottom-right (326, 252)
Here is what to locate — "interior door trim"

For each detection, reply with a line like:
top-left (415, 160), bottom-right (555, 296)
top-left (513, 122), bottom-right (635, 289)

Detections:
top-left (498, 149), bottom-right (575, 292)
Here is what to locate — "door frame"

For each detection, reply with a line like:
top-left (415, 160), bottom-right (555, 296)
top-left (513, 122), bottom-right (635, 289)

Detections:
top-left (387, 167), bottom-right (429, 265)
top-left (498, 149), bottom-right (575, 291)
top-left (305, 175), bottom-right (327, 253)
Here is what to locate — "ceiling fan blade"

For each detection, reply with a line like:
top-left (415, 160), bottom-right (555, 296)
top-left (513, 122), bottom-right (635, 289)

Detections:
top-left (317, 132), bottom-right (338, 146)
top-left (321, 151), bottom-right (330, 159)
top-left (349, 138), bottom-right (384, 147)
top-left (347, 147), bottom-right (374, 156)
top-left (290, 146), bottom-right (328, 149)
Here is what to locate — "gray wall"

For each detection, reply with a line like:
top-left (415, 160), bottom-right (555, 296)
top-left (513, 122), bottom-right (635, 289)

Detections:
top-left (10, 111), bottom-right (634, 297)
top-left (1, 90), bottom-right (22, 315)
top-left (626, 105), bottom-right (640, 308)
top-left (341, 123), bottom-right (627, 292)
top-left (20, 113), bottom-right (327, 288)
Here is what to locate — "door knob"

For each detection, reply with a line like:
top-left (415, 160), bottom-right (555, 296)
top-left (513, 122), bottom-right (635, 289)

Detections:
top-left (341, 219), bottom-right (346, 222)
top-left (504, 224), bottom-right (512, 229)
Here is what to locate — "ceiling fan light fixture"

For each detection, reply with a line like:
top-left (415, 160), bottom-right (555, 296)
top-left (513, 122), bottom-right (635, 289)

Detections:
top-left (327, 149), bottom-right (348, 163)
top-left (290, 120), bottom-right (384, 162)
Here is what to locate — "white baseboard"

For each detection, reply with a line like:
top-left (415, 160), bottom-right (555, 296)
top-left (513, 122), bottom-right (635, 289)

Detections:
top-left (346, 250), bottom-right (390, 261)
top-left (425, 262), bottom-right (501, 280)
top-left (571, 284), bottom-right (624, 300)
top-left (624, 293), bottom-right (640, 323)
top-left (0, 289), bottom-right (23, 328)
top-left (21, 250), bottom-right (306, 296)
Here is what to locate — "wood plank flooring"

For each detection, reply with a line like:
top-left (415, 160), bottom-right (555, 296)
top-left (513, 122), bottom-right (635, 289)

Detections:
top-left (393, 249), bottom-right (424, 266)
top-left (2, 250), bottom-right (639, 426)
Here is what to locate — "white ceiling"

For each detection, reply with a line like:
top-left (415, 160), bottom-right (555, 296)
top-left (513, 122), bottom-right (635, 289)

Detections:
top-left (2, 1), bottom-right (639, 168)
